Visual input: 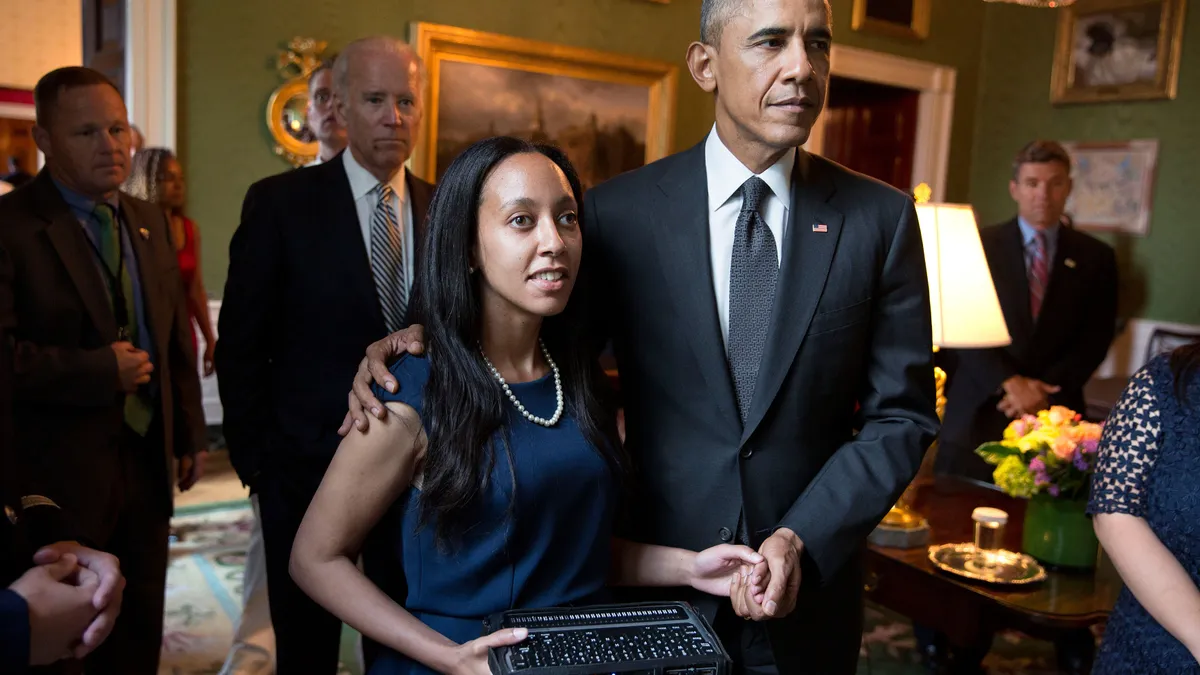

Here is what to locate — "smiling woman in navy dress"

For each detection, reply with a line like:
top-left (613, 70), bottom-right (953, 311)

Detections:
top-left (289, 137), bottom-right (761, 675)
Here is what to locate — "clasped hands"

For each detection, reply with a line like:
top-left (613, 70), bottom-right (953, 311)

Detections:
top-left (997, 375), bottom-right (1060, 419)
top-left (728, 527), bottom-right (803, 621)
top-left (8, 541), bottom-right (125, 664)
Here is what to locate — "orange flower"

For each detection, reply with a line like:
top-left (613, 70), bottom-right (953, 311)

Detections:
top-left (1052, 436), bottom-right (1076, 461)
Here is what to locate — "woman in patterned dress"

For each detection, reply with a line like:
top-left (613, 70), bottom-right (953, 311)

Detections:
top-left (1088, 341), bottom-right (1200, 672)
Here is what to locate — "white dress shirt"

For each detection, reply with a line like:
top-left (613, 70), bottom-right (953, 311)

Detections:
top-left (704, 126), bottom-right (795, 347)
top-left (342, 149), bottom-right (415, 292)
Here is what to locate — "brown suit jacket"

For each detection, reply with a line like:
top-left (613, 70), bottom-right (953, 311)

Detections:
top-left (0, 171), bottom-right (206, 542)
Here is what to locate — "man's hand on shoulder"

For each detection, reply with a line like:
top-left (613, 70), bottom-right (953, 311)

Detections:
top-left (337, 324), bottom-right (427, 436)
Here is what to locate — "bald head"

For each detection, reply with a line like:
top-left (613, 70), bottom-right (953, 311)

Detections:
top-left (334, 36), bottom-right (424, 98)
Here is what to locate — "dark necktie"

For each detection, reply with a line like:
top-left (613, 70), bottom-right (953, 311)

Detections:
top-left (727, 176), bottom-right (779, 424)
top-left (93, 204), bottom-right (154, 435)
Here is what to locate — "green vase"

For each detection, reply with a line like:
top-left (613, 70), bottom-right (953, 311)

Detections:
top-left (1021, 493), bottom-right (1098, 570)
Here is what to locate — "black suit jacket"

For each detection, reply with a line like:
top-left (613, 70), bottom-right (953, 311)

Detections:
top-left (584, 140), bottom-right (939, 671)
top-left (0, 171), bottom-right (206, 544)
top-left (216, 155), bottom-right (434, 485)
top-left (938, 218), bottom-right (1118, 480)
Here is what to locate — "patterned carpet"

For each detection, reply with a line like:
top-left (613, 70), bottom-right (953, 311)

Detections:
top-left (162, 503), bottom-right (1062, 675)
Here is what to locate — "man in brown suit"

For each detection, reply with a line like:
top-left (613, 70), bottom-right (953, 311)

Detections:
top-left (0, 66), bottom-right (207, 674)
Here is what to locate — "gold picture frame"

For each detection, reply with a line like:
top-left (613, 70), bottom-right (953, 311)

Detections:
top-left (409, 22), bottom-right (677, 186)
top-left (851, 0), bottom-right (932, 41)
top-left (1051, 0), bottom-right (1187, 104)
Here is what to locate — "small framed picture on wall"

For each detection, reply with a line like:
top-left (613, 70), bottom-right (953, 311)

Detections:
top-left (1051, 0), bottom-right (1187, 103)
top-left (851, 0), bottom-right (932, 41)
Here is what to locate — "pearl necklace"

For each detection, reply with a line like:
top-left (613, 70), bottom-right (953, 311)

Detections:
top-left (479, 340), bottom-right (564, 427)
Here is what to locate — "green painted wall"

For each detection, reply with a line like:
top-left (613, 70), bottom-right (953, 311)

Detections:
top-left (180, 0), bottom-right (986, 296)
top-left (968, 4), bottom-right (1200, 325)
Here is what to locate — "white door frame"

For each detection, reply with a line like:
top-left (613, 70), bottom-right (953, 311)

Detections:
top-left (125, 0), bottom-right (177, 150)
top-left (805, 44), bottom-right (957, 202)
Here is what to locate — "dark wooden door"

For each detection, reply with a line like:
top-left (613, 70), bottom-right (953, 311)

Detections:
top-left (82, 0), bottom-right (125, 96)
top-left (821, 75), bottom-right (919, 192)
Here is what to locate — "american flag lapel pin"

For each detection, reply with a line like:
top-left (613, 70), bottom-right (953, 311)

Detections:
top-left (812, 223), bottom-right (828, 233)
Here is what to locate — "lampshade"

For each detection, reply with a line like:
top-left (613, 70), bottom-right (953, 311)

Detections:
top-left (916, 203), bottom-right (1012, 349)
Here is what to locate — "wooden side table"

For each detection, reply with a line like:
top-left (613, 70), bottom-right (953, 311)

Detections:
top-left (865, 476), bottom-right (1122, 673)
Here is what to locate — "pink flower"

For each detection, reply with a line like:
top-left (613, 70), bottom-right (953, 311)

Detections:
top-left (1047, 485), bottom-right (1061, 497)
top-left (1010, 420), bottom-right (1029, 437)
top-left (1030, 457), bottom-right (1046, 472)
top-left (1081, 439), bottom-right (1099, 455)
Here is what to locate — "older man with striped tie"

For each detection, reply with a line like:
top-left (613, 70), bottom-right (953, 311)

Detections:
top-left (216, 35), bottom-right (435, 674)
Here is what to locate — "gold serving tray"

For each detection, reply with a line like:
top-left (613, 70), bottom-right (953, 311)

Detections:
top-left (928, 543), bottom-right (1047, 586)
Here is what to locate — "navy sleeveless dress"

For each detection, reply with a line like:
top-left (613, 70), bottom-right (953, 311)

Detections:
top-left (1088, 353), bottom-right (1200, 673)
top-left (365, 355), bottom-right (617, 675)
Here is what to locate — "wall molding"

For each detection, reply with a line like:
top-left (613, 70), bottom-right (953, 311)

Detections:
top-left (125, 0), bottom-right (177, 150)
top-left (804, 44), bottom-right (957, 202)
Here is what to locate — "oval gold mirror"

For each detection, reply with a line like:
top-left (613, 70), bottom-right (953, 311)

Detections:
top-left (266, 37), bottom-right (328, 167)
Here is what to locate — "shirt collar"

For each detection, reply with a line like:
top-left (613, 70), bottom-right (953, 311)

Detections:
top-left (704, 124), bottom-right (795, 213)
top-left (343, 148), bottom-right (407, 203)
top-left (1017, 216), bottom-right (1060, 248)
top-left (51, 176), bottom-right (120, 216)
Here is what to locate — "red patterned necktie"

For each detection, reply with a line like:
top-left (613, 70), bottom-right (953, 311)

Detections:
top-left (1028, 231), bottom-right (1049, 321)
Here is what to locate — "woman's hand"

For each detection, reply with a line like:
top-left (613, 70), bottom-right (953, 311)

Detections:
top-left (688, 544), bottom-right (763, 597)
top-left (448, 627), bottom-right (528, 675)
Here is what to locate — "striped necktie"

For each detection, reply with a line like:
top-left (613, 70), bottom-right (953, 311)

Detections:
top-left (1028, 231), bottom-right (1049, 321)
top-left (370, 183), bottom-right (407, 333)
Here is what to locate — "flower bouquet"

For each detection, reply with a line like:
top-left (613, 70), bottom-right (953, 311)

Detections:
top-left (974, 406), bottom-right (1103, 569)
top-left (975, 406), bottom-right (1102, 499)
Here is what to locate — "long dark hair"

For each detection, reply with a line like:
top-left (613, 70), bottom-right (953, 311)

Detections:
top-left (413, 136), bottom-right (623, 545)
top-left (1169, 341), bottom-right (1200, 404)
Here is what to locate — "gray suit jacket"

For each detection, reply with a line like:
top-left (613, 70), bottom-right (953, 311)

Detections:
top-left (584, 139), bottom-right (939, 671)
top-left (0, 171), bottom-right (206, 542)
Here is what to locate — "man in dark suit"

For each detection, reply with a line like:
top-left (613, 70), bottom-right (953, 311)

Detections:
top-left (938, 141), bottom-right (1118, 482)
top-left (216, 36), bottom-right (434, 674)
top-left (0, 67), bottom-right (206, 674)
top-left (346, 1), bottom-right (939, 672)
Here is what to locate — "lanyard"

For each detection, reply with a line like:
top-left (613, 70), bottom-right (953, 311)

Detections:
top-left (82, 214), bottom-right (132, 342)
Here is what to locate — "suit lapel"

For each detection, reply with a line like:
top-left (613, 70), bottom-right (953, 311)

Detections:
top-left (32, 174), bottom-right (119, 339)
top-left (992, 220), bottom-right (1034, 354)
top-left (740, 153), bottom-right (843, 444)
top-left (322, 159), bottom-right (386, 331)
top-left (652, 144), bottom-right (741, 429)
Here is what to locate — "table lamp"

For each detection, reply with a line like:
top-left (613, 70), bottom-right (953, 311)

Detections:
top-left (869, 184), bottom-right (1012, 548)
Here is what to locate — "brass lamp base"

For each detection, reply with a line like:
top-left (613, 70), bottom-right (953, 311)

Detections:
top-left (868, 514), bottom-right (931, 548)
